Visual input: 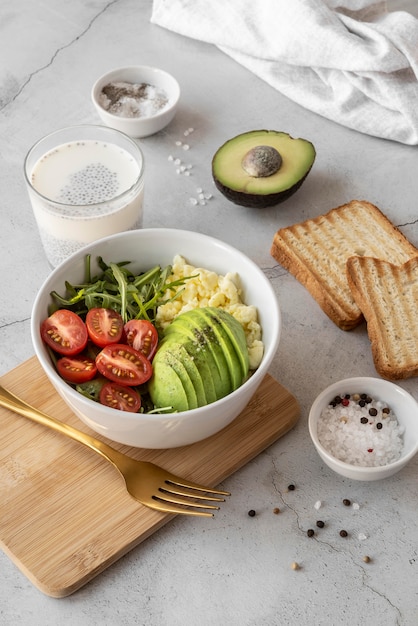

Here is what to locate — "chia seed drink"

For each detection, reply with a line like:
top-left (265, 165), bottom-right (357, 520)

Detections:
top-left (24, 125), bottom-right (145, 267)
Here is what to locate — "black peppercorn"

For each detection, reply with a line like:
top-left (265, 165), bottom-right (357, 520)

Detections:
top-left (248, 509), bottom-right (256, 517)
top-left (343, 499), bottom-right (351, 506)
top-left (316, 520), bottom-right (325, 528)
top-left (369, 408), bottom-right (378, 416)
top-left (288, 484), bottom-right (295, 491)
top-left (307, 529), bottom-right (315, 537)
top-left (360, 417), bottom-right (368, 424)
top-left (339, 529), bottom-right (348, 537)
top-left (376, 422), bottom-right (383, 430)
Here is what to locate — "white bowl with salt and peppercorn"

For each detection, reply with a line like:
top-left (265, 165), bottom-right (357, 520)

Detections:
top-left (91, 65), bottom-right (180, 138)
top-left (309, 377), bottom-right (418, 481)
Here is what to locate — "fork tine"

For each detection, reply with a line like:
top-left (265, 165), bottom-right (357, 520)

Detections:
top-left (162, 484), bottom-right (227, 503)
top-left (149, 498), bottom-right (216, 517)
top-left (157, 490), bottom-right (222, 510)
top-left (163, 474), bottom-right (230, 497)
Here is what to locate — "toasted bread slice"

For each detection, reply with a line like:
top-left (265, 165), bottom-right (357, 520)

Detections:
top-left (347, 256), bottom-right (418, 379)
top-left (270, 200), bottom-right (418, 330)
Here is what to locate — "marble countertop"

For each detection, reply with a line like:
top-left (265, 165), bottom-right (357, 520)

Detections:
top-left (1, 1), bottom-right (418, 624)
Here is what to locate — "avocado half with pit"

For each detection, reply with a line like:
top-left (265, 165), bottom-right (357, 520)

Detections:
top-left (212, 130), bottom-right (316, 208)
top-left (148, 307), bottom-right (249, 412)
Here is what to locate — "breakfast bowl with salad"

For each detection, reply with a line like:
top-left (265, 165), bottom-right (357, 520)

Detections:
top-left (31, 229), bottom-right (281, 448)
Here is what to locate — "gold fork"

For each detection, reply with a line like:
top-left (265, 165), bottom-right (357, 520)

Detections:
top-left (0, 384), bottom-right (230, 517)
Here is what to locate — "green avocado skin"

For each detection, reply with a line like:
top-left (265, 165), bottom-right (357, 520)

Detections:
top-left (148, 307), bottom-right (249, 412)
top-left (213, 171), bottom-right (311, 208)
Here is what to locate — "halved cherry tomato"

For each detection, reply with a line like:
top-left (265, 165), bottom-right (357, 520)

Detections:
top-left (85, 308), bottom-right (124, 348)
top-left (56, 355), bottom-right (97, 384)
top-left (99, 382), bottom-right (141, 412)
top-left (124, 319), bottom-right (159, 360)
top-left (41, 309), bottom-right (88, 356)
top-left (95, 344), bottom-right (153, 386)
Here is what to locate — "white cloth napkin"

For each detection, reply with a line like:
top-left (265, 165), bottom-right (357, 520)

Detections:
top-left (151, 0), bottom-right (418, 145)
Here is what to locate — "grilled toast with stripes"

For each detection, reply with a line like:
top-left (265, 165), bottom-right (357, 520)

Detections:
top-left (270, 200), bottom-right (418, 330)
top-left (347, 255), bottom-right (418, 379)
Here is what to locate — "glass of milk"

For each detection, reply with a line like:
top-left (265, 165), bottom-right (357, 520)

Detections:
top-left (24, 125), bottom-right (145, 267)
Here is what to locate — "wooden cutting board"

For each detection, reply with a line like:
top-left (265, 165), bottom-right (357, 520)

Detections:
top-left (0, 356), bottom-right (299, 598)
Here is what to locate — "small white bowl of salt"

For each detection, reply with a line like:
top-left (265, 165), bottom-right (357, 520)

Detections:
top-left (92, 65), bottom-right (180, 138)
top-left (308, 377), bottom-right (418, 481)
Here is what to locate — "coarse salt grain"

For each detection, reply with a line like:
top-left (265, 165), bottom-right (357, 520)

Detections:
top-left (317, 393), bottom-right (404, 467)
top-left (314, 500), bottom-right (322, 510)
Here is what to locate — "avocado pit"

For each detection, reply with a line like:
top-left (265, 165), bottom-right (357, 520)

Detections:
top-left (241, 145), bottom-right (282, 178)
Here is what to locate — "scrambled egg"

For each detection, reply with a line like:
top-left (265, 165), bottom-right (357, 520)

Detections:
top-left (156, 255), bottom-right (264, 370)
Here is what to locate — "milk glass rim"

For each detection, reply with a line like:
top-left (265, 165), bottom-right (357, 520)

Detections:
top-left (23, 124), bottom-right (145, 210)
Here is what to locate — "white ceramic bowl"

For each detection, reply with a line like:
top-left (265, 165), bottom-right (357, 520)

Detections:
top-left (308, 377), bottom-right (418, 481)
top-left (31, 229), bottom-right (281, 449)
top-left (91, 66), bottom-right (180, 138)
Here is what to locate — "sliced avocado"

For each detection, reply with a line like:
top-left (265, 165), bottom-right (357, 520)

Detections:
top-left (170, 307), bottom-right (247, 391)
top-left (199, 308), bottom-right (249, 386)
top-left (167, 310), bottom-right (233, 398)
top-left (148, 355), bottom-right (189, 412)
top-left (150, 307), bottom-right (251, 411)
top-left (158, 329), bottom-right (219, 405)
top-left (157, 341), bottom-right (207, 407)
top-left (212, 130), bottom-right (315, 208)
top-left (152, 347), bottom-right (199, 409)
top-left (163, 316), bottom-right (225, 402)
